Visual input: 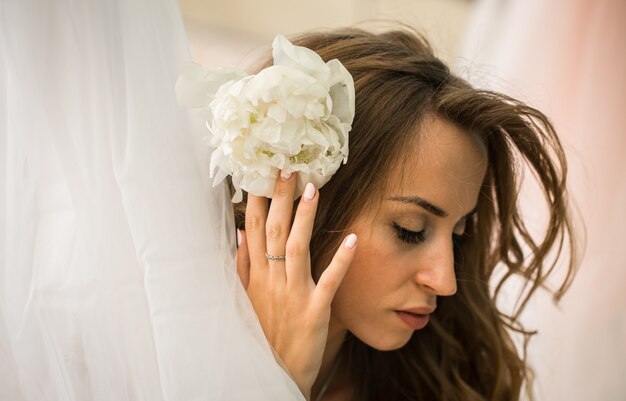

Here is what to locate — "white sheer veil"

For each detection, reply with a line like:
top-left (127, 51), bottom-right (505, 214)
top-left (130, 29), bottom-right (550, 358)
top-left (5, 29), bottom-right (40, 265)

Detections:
top-left (0, 0), bottom-right (304, 399)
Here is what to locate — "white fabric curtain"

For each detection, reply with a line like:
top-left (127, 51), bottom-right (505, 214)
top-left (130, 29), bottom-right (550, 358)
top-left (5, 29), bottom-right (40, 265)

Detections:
top-left (0, 0), bottom-right (303, 400)
top-left (459, 1), bottom-right (626, 400)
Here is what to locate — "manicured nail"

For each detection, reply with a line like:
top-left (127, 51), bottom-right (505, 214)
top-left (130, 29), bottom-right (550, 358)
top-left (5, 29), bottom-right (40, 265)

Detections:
top-left (237, 229), bottom-right (242, 246)
top-left (281, 170), bottom-right (292, 180)
top-left (344, 233), bottom-right (357, 249)
top-left (303, 182), bottom-right (316, 200)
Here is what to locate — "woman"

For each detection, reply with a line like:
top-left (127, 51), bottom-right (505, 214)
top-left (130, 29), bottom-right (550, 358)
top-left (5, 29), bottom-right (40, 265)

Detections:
top-left (232, 27), bottom-right (577, 401)
top-left (0, 0), bottom-right (576, 398)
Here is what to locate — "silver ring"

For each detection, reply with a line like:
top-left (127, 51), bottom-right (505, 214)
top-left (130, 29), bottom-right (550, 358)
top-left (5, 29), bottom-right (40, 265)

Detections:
top-left (265, 252), bottom-right (286, 261)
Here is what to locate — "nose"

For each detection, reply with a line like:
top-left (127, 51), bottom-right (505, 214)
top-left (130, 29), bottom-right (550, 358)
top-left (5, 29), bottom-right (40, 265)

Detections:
top-left (413, 236), bottom-right (457, 296)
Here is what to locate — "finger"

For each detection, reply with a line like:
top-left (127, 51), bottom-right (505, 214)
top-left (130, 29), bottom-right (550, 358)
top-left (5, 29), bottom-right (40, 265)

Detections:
top-left (313, 234), bottom-right (357, 308)
top-left (266, 170), bottom-right (297, 285)
top-left (285, 182), bottom-right (318, 288)
top-left (245, 194), bottom-right (269, 273)
top-left (236, 229), bottom-right (250, 290)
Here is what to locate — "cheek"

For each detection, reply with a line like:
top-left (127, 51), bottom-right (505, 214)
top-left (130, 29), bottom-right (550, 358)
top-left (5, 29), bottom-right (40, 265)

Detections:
top-left (330, 234), bottom-right (421, 350)
top-left (332, 234), bottom-right (409, 316)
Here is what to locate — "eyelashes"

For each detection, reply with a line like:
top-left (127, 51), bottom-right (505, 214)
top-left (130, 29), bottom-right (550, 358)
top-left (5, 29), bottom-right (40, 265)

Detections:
top-left (393, 222), bottom-right (426, 245)
top-left (392, 222), bottom-right (465, 246)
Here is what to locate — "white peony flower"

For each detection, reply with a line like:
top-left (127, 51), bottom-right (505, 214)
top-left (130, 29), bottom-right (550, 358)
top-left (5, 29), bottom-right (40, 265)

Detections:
top-left (175, 34), bottom-right (355, 203)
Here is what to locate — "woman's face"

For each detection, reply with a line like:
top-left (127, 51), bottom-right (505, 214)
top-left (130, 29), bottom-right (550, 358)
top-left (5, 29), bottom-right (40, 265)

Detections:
top-left (329, 116), bottom-right (488, 350)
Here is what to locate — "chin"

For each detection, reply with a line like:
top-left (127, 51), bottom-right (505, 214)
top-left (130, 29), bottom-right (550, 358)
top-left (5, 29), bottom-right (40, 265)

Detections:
top-left (358, 331), bottom-right (412, 351)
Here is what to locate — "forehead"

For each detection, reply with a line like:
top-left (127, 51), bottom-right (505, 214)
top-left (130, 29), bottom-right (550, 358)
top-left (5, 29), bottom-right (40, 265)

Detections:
top-left (384, 116), bottom-right (488, 214)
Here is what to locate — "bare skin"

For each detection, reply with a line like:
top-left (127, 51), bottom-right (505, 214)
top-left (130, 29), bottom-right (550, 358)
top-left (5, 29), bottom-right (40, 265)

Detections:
top-left (237, 116), bottom-right (488, 400)
top-left (235, 171), bottom-right (357, 400)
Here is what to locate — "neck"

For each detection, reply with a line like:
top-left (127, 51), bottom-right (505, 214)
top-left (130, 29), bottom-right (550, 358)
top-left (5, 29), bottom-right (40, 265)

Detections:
top-left (311, 315), bottom-right (347, 399)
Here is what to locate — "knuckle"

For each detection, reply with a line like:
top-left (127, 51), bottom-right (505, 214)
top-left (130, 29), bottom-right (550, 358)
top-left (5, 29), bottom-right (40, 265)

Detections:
top-left (317, 276), bottom-right (338, 294)
top-left (245, 214), bottom-right (263, 231)
top-left (334, 252), bottom-right (350, 267)
top-left (266, 222), bottom-right (283, 240)
top-left (296, 199), bottom-right (317, 224)
top-left (296, 201), bottom-right (315, 219)
top-left (274, 184), bottom-right (292, 198)
top-left (286, 241), bottom-right (308, 258)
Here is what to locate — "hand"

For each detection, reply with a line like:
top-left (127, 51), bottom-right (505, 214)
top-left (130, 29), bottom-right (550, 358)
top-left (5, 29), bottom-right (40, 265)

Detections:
top-left (235, 170), bottom-right (357, 400)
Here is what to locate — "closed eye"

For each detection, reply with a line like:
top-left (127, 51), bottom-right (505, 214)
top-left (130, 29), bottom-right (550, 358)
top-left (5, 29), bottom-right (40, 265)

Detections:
top-left (393, 222), bottom-right (426, 245)
top-left (393, 222), bottom-right (466, 246)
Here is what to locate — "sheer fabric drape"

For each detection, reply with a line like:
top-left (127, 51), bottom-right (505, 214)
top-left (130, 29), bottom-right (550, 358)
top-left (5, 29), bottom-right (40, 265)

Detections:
top-left (0, 0), bottom-right (303, 400)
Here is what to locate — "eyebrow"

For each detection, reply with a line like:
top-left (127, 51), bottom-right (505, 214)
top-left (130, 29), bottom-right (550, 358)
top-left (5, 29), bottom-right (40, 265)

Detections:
top-left (385, 196), bottom-right (478, 220)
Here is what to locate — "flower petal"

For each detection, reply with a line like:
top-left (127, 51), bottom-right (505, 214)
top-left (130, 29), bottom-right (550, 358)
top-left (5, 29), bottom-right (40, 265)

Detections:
top-left (326, 59), bottom-right (355, 126)
top-left (272, 34), bottom-right (330, 83)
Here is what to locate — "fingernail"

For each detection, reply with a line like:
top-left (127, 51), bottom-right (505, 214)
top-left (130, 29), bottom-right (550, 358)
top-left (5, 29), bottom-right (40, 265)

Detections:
top-left (281, 170), bottom-right (292, 180)
top-left (303, 182), bottom-right (315, 200)
top-left (344, 233), bottom-right (357, 249)
top-left (237, 229), bottom-right (243, 247)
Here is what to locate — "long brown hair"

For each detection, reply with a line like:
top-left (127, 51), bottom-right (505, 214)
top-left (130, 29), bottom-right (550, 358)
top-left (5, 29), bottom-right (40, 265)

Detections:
top-left (231, 25), bottom-right (578, 401)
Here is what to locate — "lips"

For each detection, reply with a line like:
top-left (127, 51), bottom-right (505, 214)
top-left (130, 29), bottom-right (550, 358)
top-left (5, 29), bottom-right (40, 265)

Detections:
top-left (400, 306), bottom-right (435, 315)
top-left (395, 311), bottom-right (430, 330)
top-left (394, 306), bottom-right (435, 330)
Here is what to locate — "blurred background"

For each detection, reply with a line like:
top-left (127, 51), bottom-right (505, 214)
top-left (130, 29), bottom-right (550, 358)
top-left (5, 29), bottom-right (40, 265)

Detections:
top-left (178, 1), bottom-right (625, 400)
top-left (179, 0), bottom-right (472, 69)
